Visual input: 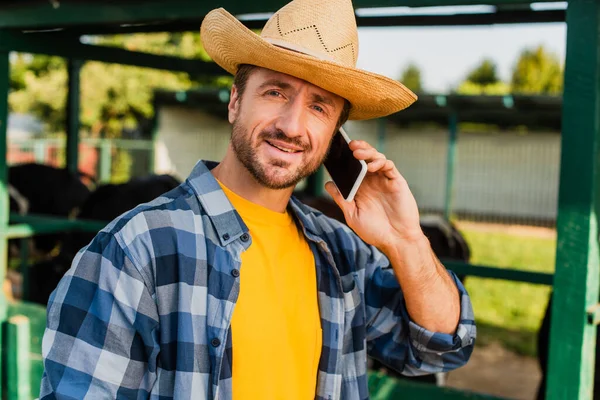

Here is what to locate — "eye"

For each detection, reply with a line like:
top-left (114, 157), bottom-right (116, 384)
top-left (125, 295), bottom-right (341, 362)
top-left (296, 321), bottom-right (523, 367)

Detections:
top-left (312, 105), bottom-right (325, 113)
top-left (266, 90), bottom-right (282, 97)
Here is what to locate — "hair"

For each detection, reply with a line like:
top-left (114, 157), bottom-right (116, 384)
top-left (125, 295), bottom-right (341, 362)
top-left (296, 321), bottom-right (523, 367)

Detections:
top-left (233, 64), bottom-right (352, 131)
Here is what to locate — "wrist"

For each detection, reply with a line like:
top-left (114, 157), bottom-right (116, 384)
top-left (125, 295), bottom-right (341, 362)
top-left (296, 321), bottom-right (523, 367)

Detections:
top-left (381, 229), bottom-right (428, 258)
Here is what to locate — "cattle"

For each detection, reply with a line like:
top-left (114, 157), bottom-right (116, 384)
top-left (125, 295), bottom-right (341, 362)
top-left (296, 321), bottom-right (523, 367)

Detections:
top-left (536, 294), bottom-right (600, 399)
top-left (27, 174), bottom-right (181, 305)
top-left (64, 173), bottom-right (181, 255)
top-left (8, 163), bottom-right (92, 256)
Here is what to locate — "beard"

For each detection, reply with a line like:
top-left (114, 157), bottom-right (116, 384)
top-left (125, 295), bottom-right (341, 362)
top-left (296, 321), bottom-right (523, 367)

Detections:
top-left (231, 120), bottom-right (330, 190)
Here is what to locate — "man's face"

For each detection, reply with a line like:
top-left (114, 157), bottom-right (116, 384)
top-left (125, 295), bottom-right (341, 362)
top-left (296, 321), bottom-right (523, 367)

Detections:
top-left (228, 67), bottom-right (345, 190)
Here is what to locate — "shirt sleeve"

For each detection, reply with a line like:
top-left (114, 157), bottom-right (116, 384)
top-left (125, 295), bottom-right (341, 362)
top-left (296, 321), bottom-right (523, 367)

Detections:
top-left (39, 231), bottom-right (160, 399)
top-left (361, 243), bottom-right (476, 376)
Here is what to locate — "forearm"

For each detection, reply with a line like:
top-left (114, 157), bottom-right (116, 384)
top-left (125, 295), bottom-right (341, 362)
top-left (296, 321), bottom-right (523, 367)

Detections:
top-left (382, 233), bottom-right (461, 334)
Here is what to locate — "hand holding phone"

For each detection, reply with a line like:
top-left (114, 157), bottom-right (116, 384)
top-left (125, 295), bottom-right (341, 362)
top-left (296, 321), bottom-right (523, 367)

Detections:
top-left (323, 127), bottom-right (367, 202)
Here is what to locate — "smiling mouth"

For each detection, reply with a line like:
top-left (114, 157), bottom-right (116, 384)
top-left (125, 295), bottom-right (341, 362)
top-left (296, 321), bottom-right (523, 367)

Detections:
top-left (266, 140), bottom-right (303, 154)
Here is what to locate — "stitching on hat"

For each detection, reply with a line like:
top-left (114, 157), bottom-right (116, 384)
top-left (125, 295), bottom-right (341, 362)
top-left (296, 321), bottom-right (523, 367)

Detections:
top-left (330, 43), bottom-right (355, 63)
top-left (275, 13), bottom-right (356, 63)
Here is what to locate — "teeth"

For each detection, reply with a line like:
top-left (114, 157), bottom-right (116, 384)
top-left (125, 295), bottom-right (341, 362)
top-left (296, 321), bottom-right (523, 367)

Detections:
top-left (271, 142), bottom-right (298, 153)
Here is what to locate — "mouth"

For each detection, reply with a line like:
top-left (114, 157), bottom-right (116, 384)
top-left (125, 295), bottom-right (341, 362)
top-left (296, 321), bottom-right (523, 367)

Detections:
top-left (265, 140), bottom-right (304, 154)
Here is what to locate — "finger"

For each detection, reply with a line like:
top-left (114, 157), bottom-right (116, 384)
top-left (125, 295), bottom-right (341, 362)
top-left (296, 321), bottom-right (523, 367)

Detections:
top-left (381, 159), bottom-right (400, 179)
top-left (353, 147), bottom-right (384, 163)
top-left (367, 157), bottom-right (387, 172)
top-left (348, 140), bottom-right (371, 151)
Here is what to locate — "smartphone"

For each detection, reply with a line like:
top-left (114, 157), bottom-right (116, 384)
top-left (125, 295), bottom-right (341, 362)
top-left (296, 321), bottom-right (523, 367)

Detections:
top-left (323, 126), bottom-right (368, 202)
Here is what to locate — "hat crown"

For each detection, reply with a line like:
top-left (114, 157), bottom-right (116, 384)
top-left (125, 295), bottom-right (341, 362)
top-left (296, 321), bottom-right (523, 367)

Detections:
top-left (261, 0), bottom-right (359, 67)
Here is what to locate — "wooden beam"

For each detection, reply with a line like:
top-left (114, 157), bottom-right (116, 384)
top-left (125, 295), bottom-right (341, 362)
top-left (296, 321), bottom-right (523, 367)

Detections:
top-left (3, 8), bottom-right (565, 35)
top-left (546, 0), bottom-right (600, 398)
top-left (0, 0), bottom-right (562, 30)
top-left (65, 59), bottom-right (82, 175)
top-left (0, 49), bottom-right (9, 399)
top-left (0, 31), bottom-right (225, 75)
top-left (5, 316), bottom-right (31, 400)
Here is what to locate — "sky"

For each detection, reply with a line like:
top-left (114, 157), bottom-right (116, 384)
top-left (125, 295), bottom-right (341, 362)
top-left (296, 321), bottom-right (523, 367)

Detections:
top-left (355, 22), bottom-right (567, 93)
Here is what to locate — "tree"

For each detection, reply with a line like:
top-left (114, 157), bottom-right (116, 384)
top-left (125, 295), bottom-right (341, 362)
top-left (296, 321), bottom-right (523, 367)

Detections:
top-left (511, 45), bottom-right (563, 95)
top-left (8, 32), bottom-right (229, 138)
top-left (465, 58), bottom-right (499, 86)
top-left (399, 63), bottom-right (423, 92)
top-left (456, 58), bottom-right (510, 95)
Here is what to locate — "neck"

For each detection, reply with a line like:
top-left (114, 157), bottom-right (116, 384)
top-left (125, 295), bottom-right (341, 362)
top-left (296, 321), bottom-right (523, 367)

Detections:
top-left (212, 147), bottom-right (295, 213)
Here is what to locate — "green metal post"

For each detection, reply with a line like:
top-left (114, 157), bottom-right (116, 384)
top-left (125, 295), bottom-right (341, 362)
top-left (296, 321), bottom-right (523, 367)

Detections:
top-left (306, 167), bottom-right (325, 197)
top-left (19, 239), bottom-right (29, 301)
top-left (444, 112), bottom-right (458, 220)
top-left (66, 59), bottom-right (82, 175)
top-left (376, 118), bottom-right (387, 153)
top-left (150, 97), bottom-right (160, 174)
top-left (0, 50), bottom-right (10, 397)
top-left (6, 315), bottom-right (31, 400)
top-left (99, 140), bottom-right (112, 183)
top-left (546, 0), bottom-right (600, 398)
top-left (33, 141), bottom-right (45, 164)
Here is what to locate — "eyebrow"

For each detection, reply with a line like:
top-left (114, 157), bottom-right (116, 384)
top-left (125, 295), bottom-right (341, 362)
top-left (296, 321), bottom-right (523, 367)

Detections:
top-left (257, 79), bottom-right (293, 92)
top-left (311, 93), bottom-right (335, 109)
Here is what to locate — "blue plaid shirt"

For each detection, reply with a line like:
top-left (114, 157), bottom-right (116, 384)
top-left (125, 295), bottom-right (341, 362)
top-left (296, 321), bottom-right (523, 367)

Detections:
top-left (40, 160), bottom-right (476, 400)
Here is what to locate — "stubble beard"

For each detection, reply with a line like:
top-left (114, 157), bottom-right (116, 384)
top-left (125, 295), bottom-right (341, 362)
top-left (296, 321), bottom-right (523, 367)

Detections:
top-left (230, 119), bottom-right (329, 190)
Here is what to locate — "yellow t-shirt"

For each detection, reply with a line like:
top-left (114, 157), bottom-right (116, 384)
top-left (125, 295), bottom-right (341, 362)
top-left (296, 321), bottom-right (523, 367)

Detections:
top-left (218, 181), bottom-right (322, 400)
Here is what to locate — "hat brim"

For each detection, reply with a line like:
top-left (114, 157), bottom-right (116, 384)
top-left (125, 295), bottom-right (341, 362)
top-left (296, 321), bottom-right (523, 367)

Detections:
top-left (201, 8), bottom-right (417, 120)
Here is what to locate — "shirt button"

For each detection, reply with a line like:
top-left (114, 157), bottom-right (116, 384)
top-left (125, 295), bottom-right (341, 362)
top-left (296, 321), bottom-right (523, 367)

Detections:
top-left (240, 233), bottom-right (250, 242)
top-left (222, 233), bottom-right (230, 241)
top-left (231, 269), bottom-right (240, 278)
top-left (211, 338), bottom-right (221, 347)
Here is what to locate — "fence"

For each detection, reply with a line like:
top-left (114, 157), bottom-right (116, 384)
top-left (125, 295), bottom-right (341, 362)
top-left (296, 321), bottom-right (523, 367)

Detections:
top-left (7, 137), bottom-right (155, 183)
top-left (342, 119), bottom-right (561, 226)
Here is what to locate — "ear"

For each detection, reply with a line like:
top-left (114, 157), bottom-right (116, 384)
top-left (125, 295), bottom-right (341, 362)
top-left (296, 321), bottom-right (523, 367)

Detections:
top-left (228, 85), bottom-right (240, 124)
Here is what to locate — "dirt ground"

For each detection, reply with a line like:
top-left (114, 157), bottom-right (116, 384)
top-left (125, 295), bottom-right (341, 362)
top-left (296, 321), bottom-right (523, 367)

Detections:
top-left (446, 342), bottom-right (542, 400)
top-left (444, 220), bottom-right (548, 398)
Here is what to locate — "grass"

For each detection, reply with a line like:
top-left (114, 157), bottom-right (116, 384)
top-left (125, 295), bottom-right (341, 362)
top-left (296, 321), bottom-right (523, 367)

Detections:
top-left (455, 222), bottom-right (556, 357)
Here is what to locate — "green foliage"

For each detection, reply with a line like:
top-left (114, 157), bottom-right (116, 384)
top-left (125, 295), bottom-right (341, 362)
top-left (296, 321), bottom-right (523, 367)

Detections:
top-left (511, 45), bottom-right (563, 95)
top-left (455, 46), bottom-right (563, 97)
top-left (399, 63), bottom-right (423, 93)
top-left (9, 54), bottom-right (67, 133)
top-left (458, 224), bottom-right (555, 356)
top-left (8, 32), bottom-right (228, 139)
top-left (466, 58), bottom-right (499, 86)
top-left (111, 149), bottom-right (134, 184)
top-left (456, 80), bottom-right (510, 95)
top-left (456, 58), bottom-right (510, 95)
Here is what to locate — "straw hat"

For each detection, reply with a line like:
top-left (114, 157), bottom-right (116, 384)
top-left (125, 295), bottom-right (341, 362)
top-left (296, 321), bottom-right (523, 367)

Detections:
top-left (200, 0), bottom-right (417, 120)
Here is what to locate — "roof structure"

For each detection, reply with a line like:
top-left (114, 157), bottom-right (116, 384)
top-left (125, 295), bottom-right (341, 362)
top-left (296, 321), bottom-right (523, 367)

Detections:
top-left (154, 88), bottom-right (563, 130)
top-left (0, 0), bottom-right (566, 34)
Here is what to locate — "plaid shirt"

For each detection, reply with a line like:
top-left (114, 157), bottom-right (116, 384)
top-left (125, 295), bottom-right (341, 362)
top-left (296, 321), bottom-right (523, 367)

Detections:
top-left (40, 160), bottom-right (476, 400)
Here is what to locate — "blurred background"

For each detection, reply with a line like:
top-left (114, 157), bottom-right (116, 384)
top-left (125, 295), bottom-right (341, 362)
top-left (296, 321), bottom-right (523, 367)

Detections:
top-left (2, 2), bottom-right (572, 399)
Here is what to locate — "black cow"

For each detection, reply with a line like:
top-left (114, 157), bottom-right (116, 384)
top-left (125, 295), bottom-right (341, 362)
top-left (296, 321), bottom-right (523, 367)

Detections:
top-left (28, 174), bottom-right (181, 305)
top-left (8, 163), bottom-right (92, 256)
top-left (65, 174), bottom-right (181, 255)
top-left (536, 294), bottom-right (600, 399)
top-left (420, 215), bottom-right (470, 271)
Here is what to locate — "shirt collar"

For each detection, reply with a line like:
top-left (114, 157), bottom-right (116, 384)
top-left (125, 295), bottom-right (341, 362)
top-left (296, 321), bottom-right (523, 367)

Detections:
top-left (185, 160), bottom-right (248, 247)
top-left (186, 160), bottom-right (325, 246)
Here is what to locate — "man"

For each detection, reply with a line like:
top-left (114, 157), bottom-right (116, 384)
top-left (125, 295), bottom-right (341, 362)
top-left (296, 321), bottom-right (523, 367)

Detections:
top-left (40, 0), bottom-right (476, 398)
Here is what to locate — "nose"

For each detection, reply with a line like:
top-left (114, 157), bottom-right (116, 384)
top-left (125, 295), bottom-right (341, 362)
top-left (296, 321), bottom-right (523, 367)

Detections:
top-left (275, 97), bottom-right (306, 139)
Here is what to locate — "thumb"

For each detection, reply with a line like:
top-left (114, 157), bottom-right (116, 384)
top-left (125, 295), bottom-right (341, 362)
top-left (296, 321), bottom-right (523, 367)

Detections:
top-left (325, 181), bottom-right (352, 214)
